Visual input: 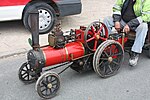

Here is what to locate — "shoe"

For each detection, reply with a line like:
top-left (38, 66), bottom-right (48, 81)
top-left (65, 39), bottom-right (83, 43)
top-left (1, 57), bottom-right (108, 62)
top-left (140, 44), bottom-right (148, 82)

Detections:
top-left (129, 51), bottom-right (139, 67)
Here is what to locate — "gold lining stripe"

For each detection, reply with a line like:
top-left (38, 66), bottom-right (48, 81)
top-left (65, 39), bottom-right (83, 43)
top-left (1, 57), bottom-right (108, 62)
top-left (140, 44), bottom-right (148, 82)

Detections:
top-left (64, 47), bottom-right (69, 61)
top-left (78, 42), bottom-right (85, 55)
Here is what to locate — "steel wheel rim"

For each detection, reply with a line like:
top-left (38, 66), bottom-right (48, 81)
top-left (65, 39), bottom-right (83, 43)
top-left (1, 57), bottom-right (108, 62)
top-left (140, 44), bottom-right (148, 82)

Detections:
top-left (93, 41), bottom-right (109, 73)
top-left (95, 41), bottom-right (124, 78)
top-left (38, 9), bottom-right (52, 30)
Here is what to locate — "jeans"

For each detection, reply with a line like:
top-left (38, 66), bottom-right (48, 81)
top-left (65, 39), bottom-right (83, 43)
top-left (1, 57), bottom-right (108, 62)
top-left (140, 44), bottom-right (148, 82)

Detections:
top-left (103, 16), bottom-right (148, 53)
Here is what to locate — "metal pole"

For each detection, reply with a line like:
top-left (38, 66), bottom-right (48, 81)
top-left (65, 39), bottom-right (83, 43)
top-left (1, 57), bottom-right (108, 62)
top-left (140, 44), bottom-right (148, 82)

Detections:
top-left (29, 9), bottom-right (40, 50)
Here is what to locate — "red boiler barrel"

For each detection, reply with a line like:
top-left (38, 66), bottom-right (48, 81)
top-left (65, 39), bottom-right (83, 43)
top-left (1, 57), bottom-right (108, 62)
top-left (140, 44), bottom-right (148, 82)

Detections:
top-left (42, 42), bottom-right (85, 67)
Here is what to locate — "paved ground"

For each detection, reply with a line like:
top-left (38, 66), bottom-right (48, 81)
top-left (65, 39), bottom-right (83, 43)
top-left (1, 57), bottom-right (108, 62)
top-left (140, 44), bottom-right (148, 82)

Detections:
top-left (0, 0), bottom-right (115, 58)
top-left (1, 1), bottom-right (150, 100)
top-left (0, 52), bottom-right (150, 100)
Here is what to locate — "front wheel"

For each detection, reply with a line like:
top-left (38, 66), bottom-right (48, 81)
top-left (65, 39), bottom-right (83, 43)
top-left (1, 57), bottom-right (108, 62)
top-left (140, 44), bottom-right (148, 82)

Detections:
top-left (23, 2), bottom-right (56, 34)
top-left (35, 71), bottom-right (60, 99)
top-left (18, 62), bottom-right (37, 84)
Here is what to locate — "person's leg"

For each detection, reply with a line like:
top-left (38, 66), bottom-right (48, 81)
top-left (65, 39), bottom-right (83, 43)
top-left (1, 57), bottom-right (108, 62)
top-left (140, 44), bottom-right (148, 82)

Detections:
top-left (103, 16), bottom-right (114, 34)
top-left (129, 23), bottom-right (148, 66)
top-left (132, 23), bottom-right (148, 53)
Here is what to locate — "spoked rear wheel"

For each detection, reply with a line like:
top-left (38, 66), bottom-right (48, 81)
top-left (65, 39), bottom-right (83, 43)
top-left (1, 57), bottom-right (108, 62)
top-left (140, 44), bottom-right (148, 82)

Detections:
top-left (84, 21), bottom-right (108, 51)
top-left (35, 71), bottom-right (60, 99)
top-left (93, 40), bottom-right (109, 73)
top-left (93, 40), bottom-right (124, 78)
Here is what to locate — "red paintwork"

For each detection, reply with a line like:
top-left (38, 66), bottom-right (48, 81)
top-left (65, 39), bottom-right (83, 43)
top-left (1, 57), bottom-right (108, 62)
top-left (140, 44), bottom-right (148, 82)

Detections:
top-left (37, 22), bottom-right (128, 68)
top-left (42, 24), bottom-right (128, 67)
top-left (75, 26), bottom-right (86, 44)
top-left (85, 22), bottom-right (109, 51)
top-left (0, 0), bottom-right (30, 6)
top-left (42, 42), bottom-right (85, 67)
top-left (117, 37), bottom-right (128, 48)
top-left (0, 0), bottom-right (58, 6)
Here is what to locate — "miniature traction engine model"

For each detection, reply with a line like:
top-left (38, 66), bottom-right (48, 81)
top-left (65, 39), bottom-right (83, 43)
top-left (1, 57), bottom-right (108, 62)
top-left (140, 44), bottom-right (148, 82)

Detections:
top-left (18, 11), bottom-right (128, 99)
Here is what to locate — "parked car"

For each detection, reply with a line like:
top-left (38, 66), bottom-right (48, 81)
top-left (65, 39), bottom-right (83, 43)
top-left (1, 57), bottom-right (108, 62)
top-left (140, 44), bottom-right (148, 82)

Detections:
top-left (0, 0), bottom-right (82, 34)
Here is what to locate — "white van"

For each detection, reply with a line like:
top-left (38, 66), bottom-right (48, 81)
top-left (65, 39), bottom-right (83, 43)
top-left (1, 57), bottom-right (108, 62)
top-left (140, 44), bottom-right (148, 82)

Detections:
top-left (0, 0), bottom-right (82, 34)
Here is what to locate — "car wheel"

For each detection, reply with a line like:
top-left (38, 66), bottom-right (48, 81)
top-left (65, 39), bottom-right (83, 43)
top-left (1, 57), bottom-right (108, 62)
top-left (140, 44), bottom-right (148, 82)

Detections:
top-left (23, 2), bottom-right (56, 34)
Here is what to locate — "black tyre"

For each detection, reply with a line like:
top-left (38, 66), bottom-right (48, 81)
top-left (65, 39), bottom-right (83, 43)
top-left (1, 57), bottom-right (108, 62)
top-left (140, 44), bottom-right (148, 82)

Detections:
top-left (23, 2), bottom-right (56, 34)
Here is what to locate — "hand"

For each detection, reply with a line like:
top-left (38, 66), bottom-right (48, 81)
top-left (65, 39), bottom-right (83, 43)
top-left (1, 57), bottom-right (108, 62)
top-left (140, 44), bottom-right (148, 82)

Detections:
top-left (123, 24), bottom-right (130, 33)
top-left (115, 21), bottom-right (121, 32)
